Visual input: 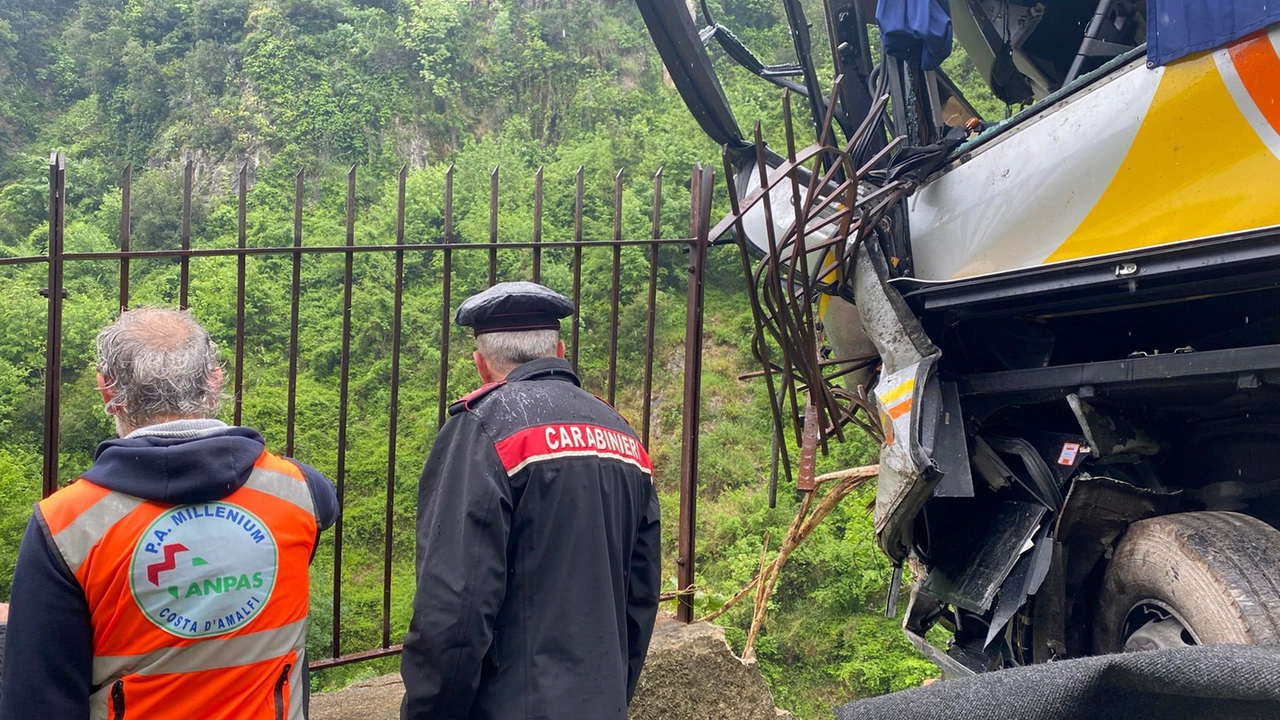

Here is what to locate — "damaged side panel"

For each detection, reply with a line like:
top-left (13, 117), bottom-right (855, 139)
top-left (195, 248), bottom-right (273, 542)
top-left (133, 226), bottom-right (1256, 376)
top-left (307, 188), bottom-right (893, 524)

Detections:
top-left (920, 500), bottom-right (1046, 614)
top-left (855, 239), bottom-right (945, 562)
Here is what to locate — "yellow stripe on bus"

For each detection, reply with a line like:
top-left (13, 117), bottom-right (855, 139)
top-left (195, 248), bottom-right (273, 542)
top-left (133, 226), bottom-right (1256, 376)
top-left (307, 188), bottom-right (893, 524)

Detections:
top-left (878, 377), bottom-right (915, 405)
top-left (1046, 46), bottom-right (1280, 263)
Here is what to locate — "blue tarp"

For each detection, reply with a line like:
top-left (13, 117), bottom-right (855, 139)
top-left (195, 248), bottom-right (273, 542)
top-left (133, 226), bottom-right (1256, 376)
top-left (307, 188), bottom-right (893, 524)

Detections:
top-left (877, 0), bottom-right (954, 71)
top-left (1148, 0), bottom-right (1280, 66)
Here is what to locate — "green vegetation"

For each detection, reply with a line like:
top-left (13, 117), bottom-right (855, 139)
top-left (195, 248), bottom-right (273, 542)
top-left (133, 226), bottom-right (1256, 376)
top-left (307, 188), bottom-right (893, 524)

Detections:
top-left (0, 1), bottom-right (993, 715)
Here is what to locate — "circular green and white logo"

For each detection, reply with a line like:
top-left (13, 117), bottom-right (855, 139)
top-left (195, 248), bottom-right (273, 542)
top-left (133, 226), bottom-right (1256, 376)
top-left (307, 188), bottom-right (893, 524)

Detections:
top-left (129, 502), bottom-right (278, 638)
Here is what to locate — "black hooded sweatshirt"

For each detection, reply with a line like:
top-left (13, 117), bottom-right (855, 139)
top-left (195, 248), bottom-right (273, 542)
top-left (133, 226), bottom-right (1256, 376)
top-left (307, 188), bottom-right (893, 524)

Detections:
top-left (0, 424), bottom-right (338, 719)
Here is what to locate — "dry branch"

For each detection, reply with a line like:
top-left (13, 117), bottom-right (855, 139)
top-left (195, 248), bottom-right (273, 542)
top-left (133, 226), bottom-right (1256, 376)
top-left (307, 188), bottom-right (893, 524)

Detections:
top-left (743, 531), bottom-right (771, 660)
top-left (698, 464), bottom-right (879, 635)
top-left (658, 585), bottom-right (701, 603)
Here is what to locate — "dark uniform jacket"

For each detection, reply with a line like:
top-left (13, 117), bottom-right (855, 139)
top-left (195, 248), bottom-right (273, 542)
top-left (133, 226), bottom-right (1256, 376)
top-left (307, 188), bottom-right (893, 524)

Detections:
top-left (401, 357), bottom-right (662, 720)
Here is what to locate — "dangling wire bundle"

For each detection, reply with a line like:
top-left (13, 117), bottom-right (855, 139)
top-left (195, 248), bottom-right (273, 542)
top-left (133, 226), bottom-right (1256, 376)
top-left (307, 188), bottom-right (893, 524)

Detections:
top-left (719, 76), bottom-right (914, 489)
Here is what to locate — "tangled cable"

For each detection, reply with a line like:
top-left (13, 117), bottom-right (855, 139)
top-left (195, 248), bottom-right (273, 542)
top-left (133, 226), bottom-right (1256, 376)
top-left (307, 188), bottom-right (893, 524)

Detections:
top-left (716, 75), bottom-right (913, 494)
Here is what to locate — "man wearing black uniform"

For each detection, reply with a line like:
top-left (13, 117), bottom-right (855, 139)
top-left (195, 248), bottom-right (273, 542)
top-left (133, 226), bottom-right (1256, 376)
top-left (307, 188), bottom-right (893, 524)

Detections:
top-left (401, 282), bottom-right (662, 720)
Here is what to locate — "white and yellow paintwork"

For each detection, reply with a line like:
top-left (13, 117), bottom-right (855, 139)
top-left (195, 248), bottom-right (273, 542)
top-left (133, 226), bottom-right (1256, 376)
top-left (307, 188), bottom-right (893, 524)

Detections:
top-left (909, 24), bottom-right (1280, 281)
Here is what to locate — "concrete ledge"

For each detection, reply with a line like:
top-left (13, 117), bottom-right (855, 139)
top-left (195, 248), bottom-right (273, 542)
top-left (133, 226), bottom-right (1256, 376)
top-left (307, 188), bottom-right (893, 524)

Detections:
top-left (311, 616), bottom-right (793, 720)
top-left (630, 616), bottom-right (793, 720)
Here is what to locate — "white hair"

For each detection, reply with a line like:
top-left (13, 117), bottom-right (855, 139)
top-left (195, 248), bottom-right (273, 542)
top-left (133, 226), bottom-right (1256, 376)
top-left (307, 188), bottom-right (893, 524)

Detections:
top-left (475, 329), bottom-right (560, 375)
top-left (95, 307), bottom-right (223, 430)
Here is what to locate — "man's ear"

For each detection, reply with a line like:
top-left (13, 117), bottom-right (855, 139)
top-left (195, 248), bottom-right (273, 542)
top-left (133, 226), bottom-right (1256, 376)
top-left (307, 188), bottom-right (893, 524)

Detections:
top-left (96, 372), bottom-right (116, 409)
top-left (205, 366), bottom-right (225, 412)
top-left (556, 340), bottom-right (566, 359)
top-left (474, 350), bottom-right (498, 384)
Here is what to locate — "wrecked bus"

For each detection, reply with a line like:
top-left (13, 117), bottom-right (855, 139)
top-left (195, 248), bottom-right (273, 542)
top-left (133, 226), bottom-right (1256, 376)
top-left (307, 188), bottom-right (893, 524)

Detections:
top-left (637, 0), bottom-right (1280, 675)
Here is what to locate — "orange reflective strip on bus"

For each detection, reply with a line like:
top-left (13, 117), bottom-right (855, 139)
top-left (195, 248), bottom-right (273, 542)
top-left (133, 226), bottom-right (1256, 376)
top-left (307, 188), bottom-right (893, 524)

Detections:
top-left (1228, 30), bottom-right (1280, 136)
top-left (888, 397), bottom-right (914, 420)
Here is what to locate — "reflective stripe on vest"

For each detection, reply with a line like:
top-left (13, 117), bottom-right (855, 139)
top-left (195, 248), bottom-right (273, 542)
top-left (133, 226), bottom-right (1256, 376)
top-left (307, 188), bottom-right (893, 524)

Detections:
top-left (92, 617), bottom-right (307, 679)
top-left (54, 492), bottom-right (146, 574)
top-left (244, 465), bottom-right (316, 518)
top-left (39, 450), bottom-right (318, 720)
top-left (87, 632), bottom-right (308, 720)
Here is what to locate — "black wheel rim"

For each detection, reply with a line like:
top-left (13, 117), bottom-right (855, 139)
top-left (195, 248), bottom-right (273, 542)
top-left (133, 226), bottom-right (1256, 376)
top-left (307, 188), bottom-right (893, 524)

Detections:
top-left (1121, 600), bottom-right (1200, 651)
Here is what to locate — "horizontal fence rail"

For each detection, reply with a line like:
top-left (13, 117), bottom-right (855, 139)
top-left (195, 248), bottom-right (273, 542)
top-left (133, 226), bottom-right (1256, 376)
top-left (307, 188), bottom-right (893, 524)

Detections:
top-left (11, 152), bottom-right (714, 670)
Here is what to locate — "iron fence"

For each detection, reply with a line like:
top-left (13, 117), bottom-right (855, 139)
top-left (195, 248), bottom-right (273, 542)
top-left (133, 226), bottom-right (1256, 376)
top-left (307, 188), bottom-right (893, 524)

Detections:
top-left (8, 151), bottom-right (715, 670)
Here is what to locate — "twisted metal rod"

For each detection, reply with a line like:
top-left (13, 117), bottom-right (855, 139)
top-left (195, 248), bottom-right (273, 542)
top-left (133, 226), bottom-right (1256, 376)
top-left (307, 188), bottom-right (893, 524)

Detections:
top-left (722, 80), bottom-right (911, 479)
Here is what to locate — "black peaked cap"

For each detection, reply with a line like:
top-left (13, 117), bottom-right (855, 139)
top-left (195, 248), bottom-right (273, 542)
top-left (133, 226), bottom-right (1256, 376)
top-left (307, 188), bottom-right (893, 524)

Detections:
top-left (455, 281), bottom-right (575, 336)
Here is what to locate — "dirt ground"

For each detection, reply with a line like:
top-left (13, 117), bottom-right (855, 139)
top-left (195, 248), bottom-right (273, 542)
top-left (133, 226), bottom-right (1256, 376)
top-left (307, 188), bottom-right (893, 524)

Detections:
top-left (310, 674), bottom-right (404, 720)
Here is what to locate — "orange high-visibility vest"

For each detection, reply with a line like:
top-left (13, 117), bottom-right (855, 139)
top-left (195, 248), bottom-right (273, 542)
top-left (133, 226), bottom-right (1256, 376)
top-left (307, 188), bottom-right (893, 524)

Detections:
top-left (37, 451), bottom-right (321, 720)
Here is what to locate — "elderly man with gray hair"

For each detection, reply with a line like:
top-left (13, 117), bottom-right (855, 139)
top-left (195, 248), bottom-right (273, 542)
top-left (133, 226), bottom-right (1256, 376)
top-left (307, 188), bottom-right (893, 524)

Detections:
top-left (0, 307), bottom-right (338, 720)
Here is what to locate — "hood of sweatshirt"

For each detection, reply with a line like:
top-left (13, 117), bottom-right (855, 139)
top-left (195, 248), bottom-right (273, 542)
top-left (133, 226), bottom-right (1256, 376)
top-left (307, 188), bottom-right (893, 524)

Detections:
top-left (80, 426), bottom-right (266, 504)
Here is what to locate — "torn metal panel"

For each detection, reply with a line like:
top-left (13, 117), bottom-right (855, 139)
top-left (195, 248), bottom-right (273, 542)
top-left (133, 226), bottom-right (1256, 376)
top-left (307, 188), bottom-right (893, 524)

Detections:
top-left (1031, 540), bottom-right (1068, 663)
top-left (972, 436), bottom-right (1015, 492)
top-left (903, 584), bottom-right (976, 680)
top-left (921, 500), bottom-right (1046, 613)
top-left (931, 381), bottom-right (975, 498)
top-left (983, 524), bottom-right (1054, 649)
top-left (1054, 474), bottom-right (1182, 592)
top-left (1067, 394), bottom-right (1160, 461)
top-left (983, 435), bottom-right (1065, 512)
top-left (905, 627), bottom-right (976, 680)
top-left (858, 238), bottom-right (945, 562)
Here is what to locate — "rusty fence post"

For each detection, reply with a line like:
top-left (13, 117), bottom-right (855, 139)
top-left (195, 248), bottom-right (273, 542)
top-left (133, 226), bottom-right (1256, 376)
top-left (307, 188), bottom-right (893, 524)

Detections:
top-left (41, 151), bottom-right (67, 499)
top-left (607, 169), bottom-right (623, 406)
top-left (119, 165), bottom-right (131, 311)
top-left (179, 157), bottom-right (193, 309)
top-left (641, 167), bottom-right (663, 448)
top-left (233, 163), bottom-right (248, 426)
top-left (437, 165), bottom-right (455, 430)
top-left (383, 165), bottom-right (408, 649)
top-left (332, 165), bottom-right (357, 659)
top-left (570, 167), bottom-right (584, 369)
top-left (488, 166), bottom-right (499, 286)
top-left (286, 170), bottom-right (304, 457)
top-left (677, 164), bottom-right (713, 622)
top-left (532, 166), bottom-right (544, 283)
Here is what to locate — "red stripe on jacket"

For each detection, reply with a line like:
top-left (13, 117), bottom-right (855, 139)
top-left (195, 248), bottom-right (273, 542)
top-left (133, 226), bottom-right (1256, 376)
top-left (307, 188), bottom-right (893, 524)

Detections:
top-left (493, 424), bottom-right (654, 476)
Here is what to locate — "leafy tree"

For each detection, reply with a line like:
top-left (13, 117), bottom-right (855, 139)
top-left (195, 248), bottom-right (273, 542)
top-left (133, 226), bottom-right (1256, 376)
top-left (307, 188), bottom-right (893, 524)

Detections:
top-left (192, 0), bottom-right (252, 43)
top-left (0, 1), bottom-right (1022, 714)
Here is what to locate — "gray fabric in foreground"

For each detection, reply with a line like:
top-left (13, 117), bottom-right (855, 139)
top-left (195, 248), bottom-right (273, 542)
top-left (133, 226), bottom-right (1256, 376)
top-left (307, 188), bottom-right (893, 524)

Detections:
top-left (834, 645), bottom-right (1280, 720)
